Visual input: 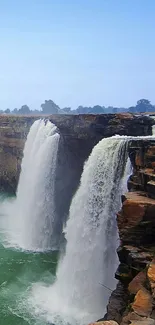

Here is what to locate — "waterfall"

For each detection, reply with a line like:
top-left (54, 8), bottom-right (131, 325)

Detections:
top-left (28, 136), bottom-right (129, 325)
top-left (4, 119), bottom-right (60, 251)
top-left (122, 157), bottom-right (132, 193)
top-left (151, 116), bottom-right (155, 135)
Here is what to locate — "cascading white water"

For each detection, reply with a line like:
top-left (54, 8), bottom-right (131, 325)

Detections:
top-left (27, 136), bottom-right (129, 325)
top-left (3, 119), bottom-right (60, 251)
top-left (151, 116), bottom-right (155, 135)
top-left (122, 157), bottom-right (132, 193)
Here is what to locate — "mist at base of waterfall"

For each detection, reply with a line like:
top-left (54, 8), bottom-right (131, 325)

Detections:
top-left (0, 193), bottom-right (59, 325)
top-left (0, 194), bottom-right (83, 325)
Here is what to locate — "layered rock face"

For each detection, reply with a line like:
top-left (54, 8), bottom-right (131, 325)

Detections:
top-left (0, 114), bottom-right (151, 197)
top-left (0, 115), bottom-right (36, 192)
top-left (50, 114), bottom-right (153, 226)
top-left (104, 140), bottom-right (155, 325)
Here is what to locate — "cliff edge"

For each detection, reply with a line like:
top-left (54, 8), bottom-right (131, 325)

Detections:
top-left (104, 140), bottom-right (155, 325)
top-left (0, 113), bottom-right (152, 193)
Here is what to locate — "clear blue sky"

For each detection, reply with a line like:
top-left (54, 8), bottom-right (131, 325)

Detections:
top-left (0, 0), bottom-right (155, 110)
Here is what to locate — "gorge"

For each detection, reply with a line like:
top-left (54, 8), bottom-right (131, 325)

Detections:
top-left (0, 114), bottom-right (154, 325)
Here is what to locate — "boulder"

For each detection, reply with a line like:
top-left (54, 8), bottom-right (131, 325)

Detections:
top-left (147, 260), bottom-right (155, 285)
top-left (130, 319), bottom-right (155, 325)
top-left (104, 282), bottom-right (129, 323)
top-left (128, 271), bottom-right (146, 295)
top-left (117, 192), bottom-right (155, 245)
top-left (89, 321), bottom-right (119, 325)
top-left (147, 260), bottom-right (155, 298)
top-left (121, 312), bottom-right (150, 325)
top-left (132, 288), bottom-right (153, 317)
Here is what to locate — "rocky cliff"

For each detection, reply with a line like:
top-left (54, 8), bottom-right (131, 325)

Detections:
top-left (0, 115), bottom-right (37, 192)
top-left (104, 140), bottom-right (155, 325)
top-left (0, 114), bottom-right (155, 325)
top-left (0, 113), bottom-right (152, 194)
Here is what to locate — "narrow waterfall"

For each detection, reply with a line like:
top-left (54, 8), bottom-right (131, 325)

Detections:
top-left (151, 116), bottom-right (155, 135)
top-left (122, 157), bottom-right (132, 193)
top-left (5, 119), bottom-right (60, 251)
top-left (28, 136), bottom-right (129, 325)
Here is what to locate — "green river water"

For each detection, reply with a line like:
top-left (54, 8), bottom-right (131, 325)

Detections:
top-left (0, 194), bottom-right (59, 325)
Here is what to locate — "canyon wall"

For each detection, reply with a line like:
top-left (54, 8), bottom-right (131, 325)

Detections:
top-left (0, 113), bottom-right (152, 194)
top-left (104, 140), bottom-right (155, 325)
top-left (0, 116), bottom-right (37, 192)
top-left (0, 114), bottom-right (155, 325)
top-left (51, 113), bottom-right (154, 228)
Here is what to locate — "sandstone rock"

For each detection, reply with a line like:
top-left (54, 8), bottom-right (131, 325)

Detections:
top-left (104, 282), bottom-right (129, 323)
top-left (107, 139), bottom-right (155, 325)
top-left (147, 260), bottom-right (155, 284)
top-left (117, 192), bottom-right (155, 245)
top-left (128, 140), bottom-right (155, 173)
top-left (151, 162), bottom-right (155, 171)
top-left (128, 271), bottom-right (146, 295)
top-left (147, 181), bottom-right (155, 199)
top-left (135, 152), bottom-right (143, 167)
top-left (115, 263), bottom-right (132, 282)
top-left (0, 114), bottom-right (151, 193)
top-left (117, 245), bottom-right (153, 274)
top-left (89, 321), bottom-right (119, 325)
top-left (121, 311), bottom-right (148, 325)
top-left (147, 260), bottom-right (155, 297)
top-left (130, 319), bottom-right (155, 325)
top-left (50, 114), bottom-right (152, 140)
top-left (132, 288), bottom-right (152, 317)
top-left (0, 116), bottom-right (37, 192)
top-left (147, 146), bottom-right (155, 156)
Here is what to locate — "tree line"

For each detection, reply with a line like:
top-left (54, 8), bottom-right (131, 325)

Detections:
top-left (1, 99), bottom-right (155, 115)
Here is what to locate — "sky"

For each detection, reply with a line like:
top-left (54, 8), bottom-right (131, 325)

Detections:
top-left (0, 0), bottom-right (155, 110)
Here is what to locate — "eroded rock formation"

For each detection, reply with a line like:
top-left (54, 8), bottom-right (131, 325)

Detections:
top-left (104, 140), bottom-right (155, 325)
top-left (0, 115), bottom-right (36, 192)
top-left (0, 114), bottom-right (151, 197)
top-left (50, 114), bottom-right (153, 227)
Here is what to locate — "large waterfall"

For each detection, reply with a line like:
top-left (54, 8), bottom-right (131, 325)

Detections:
top-left (28, 136), bottom-right (129, 325)
top-left (3, 119), bottom-right (60, 251)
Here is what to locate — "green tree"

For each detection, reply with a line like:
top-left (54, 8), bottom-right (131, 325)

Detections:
top-left (136, 99), bottom-right (152, 113)
top-left (106, 106), bottom-right (114, 113)
top-left (76, 105), bottom-right (92, 114)
top-left (112, 107), bottom-right (118, 114)
top-left (90, 105), bottom-right (104, 114)
top-left (13, 108), bottom-right (18, 114)
top-left (4, 108), bottom-right (10, 114)
top-left (41, 100), bottom-right (60, 114)
top-left (18, 105), bottom-right (30, 114)
top-left (128, 106), bottom-right (137, 113)
top-left (62, 107), bottom-right (71, 113)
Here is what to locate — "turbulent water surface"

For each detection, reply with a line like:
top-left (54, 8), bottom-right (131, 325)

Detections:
top-left (0, 194), bottom-right (59, 325)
